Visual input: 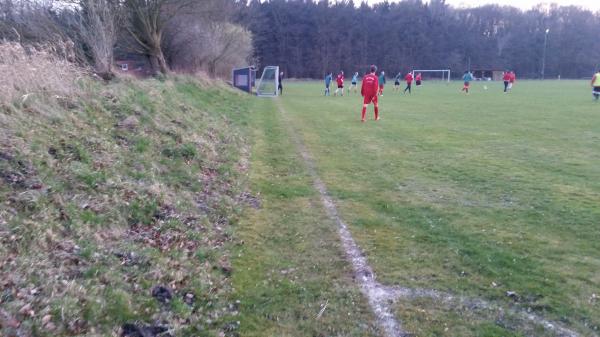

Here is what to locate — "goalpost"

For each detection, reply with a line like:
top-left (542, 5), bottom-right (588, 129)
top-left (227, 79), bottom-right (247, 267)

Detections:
top-left (411, 69), bottom-right (451, 82)
top-left (256, 66), bottom-right (279, 97)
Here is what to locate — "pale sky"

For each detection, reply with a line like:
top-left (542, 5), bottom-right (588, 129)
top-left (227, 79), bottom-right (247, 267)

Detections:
top-left (366, 0), bottom-right (600, 11)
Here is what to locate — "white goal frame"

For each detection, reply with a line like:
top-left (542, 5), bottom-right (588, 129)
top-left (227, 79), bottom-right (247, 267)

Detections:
top-left (256, 65), bottom-right (280, 97)
top-left (411, 69), bottom-right (451, 82)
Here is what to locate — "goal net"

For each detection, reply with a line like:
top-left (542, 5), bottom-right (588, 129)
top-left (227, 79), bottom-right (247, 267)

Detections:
top-left (256, 66), bottom-right (279, 97)
top-left (411, 69), bottom-right (451, 82)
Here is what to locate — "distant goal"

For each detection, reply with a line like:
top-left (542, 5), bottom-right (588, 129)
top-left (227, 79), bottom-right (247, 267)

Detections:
top-left (411, 69), bottom-right (451, 82)
top-left (256, 65), bottom-right (279, 97)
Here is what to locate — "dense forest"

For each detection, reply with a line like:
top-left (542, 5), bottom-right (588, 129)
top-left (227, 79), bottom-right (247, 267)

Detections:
top-left (237, 0), bottom-right (600, 79)
top-left (2, 0), bottom-right (598, 80)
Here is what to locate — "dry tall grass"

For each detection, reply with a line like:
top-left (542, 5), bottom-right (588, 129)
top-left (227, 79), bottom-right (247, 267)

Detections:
top-left (0, 41), bottom-right (85, 104)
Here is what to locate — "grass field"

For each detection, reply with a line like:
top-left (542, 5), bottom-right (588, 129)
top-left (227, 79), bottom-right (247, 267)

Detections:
top-left (234, 80), bottom-right (600, 337)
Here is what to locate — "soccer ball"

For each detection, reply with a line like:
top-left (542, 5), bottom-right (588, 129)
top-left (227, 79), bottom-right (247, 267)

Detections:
top-left (483, 85), bottom-right (488, 90)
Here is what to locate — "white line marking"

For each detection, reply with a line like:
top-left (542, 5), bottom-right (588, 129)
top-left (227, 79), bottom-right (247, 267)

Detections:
top-left (275, 99), bottom-right (584, 337)
top-left (277, 100), bottom-right (406, 337)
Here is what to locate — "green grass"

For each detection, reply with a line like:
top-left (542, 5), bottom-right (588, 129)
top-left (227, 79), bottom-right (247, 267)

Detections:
top-left (231, 97), bottom-right (380, 336)
top-left (235, 80), bottom-right (600, 336)
top-left (4, 75), bottom-right (599, 336)
top-left (0, 76), bottom-right (250, 336)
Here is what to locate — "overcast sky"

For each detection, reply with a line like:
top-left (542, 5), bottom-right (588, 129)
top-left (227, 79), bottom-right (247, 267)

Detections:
top-left (365, 0), bottom-right (600, 11)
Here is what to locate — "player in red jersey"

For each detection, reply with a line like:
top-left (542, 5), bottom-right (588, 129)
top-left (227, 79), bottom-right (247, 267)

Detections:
top-left (508, 71), bottom-right (516, 91)
top-left (361, 65), bottom-right (380, 122)
top-left (502, 70), bottom-right (511, 92)
top-left (415, 72), bottom-right (422, 86)
top-left (404, 72), bottom-right (414, 94)
top-left (334, 71), bottom-right (345, 96)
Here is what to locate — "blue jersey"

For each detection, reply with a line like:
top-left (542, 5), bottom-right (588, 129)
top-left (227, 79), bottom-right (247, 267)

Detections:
top-left (379, 74), bottom-right (386, 84)
top-left (462, 72), bottom-right (474, 82)
top-left (325, 74), bottom-right (332, 86)
top-left (352, 74), bottom-right (358, 83)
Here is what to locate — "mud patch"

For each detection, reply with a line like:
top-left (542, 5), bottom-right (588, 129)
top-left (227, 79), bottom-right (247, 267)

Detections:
top-left (0, 150), bottom-right (40, 190)
top-left (237, 191), bottom-right (261, 209)
top-left (121, 323), bottom-right (171, 337)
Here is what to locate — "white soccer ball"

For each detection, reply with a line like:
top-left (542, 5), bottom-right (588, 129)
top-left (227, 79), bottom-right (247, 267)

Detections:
top-left (483, 85), bottom-right (488, 90)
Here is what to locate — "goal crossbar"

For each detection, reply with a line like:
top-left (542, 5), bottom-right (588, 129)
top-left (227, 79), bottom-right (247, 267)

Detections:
top-left (411, 69), bottom-right (451, 82)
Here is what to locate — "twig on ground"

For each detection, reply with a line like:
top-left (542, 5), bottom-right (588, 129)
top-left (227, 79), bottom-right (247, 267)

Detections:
top-left (316, 299), bottom-right (329, 320)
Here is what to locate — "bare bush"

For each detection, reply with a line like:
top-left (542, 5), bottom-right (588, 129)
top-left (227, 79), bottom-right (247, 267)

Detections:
top-left (0, 0), bottom-right (86, 64)
top-left (165, 19), bottom-right (253, 77)
top-left (0, 41), bottom-right (85, 104)
top-left (75, 0), bottom-right (121, 80)
top-left (203, 22), bottom-right (253, 77)
top-left (1, 1), bottom-right (67, 43)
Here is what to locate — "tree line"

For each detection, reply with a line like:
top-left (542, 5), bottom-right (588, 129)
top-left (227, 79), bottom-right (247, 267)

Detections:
top-left (2, 0), bottom-right (599, 80)
top-left (0, 0), bottom-right (253, 79)
top-left (237, 0), bottom-right (600, 79)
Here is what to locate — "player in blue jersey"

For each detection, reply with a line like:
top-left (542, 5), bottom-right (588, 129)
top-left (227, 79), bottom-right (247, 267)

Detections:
top-left (324, 73), bottom-right (333, 96)
top-left (349, 72), bottom-right (359, 95)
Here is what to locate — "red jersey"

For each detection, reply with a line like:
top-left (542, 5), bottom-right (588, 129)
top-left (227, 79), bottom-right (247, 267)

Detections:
top-left (361, 73), bottom-right (379, 97)
top-left (336, 74), bottom-right (344, 86)
top-left (503, 73), bottom-right (511, 81)
top-left (405, 73), bottom-right (414, 83)
top-left (415, 74), bottom-right (422, 81)
top-left (509, 72), bottom-right (516, 83)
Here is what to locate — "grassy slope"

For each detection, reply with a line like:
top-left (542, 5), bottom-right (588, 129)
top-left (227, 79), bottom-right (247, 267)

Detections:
top-left (3, 76), bottom-right (598, 337)
top-left (276, 80), bottom-right (600, 336)
top-left (0, 77), bottom-right (249, 336)
top-left (232, 98), bottom-right (380, 336)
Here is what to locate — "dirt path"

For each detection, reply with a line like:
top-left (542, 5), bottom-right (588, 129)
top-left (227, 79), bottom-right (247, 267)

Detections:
top-left (275, 99), bottom-right (583, 337)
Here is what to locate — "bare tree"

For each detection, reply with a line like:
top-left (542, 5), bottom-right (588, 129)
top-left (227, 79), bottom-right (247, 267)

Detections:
top-left (122, 0), bottom-right (187, 75)
top-left (163, 3), bottom-right (253, 77)
top-left (202, 21), bottom-right (252, 77)
top-left (123, 0), bottom-right (230, 76)
top-left (76, 0), bottom-right (121, 79)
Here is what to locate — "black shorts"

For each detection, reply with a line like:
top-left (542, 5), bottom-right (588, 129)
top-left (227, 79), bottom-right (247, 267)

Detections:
top-left (338, 85), bottom-right (344, 89)
top-left (594, 87), bottom-right (600, 94)
top-left (394, 81), bottom-right (400, 86)
top-left (416, 80), bottom-right (421, 86)
top-left (351, 82), bottom-right (357, 86)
